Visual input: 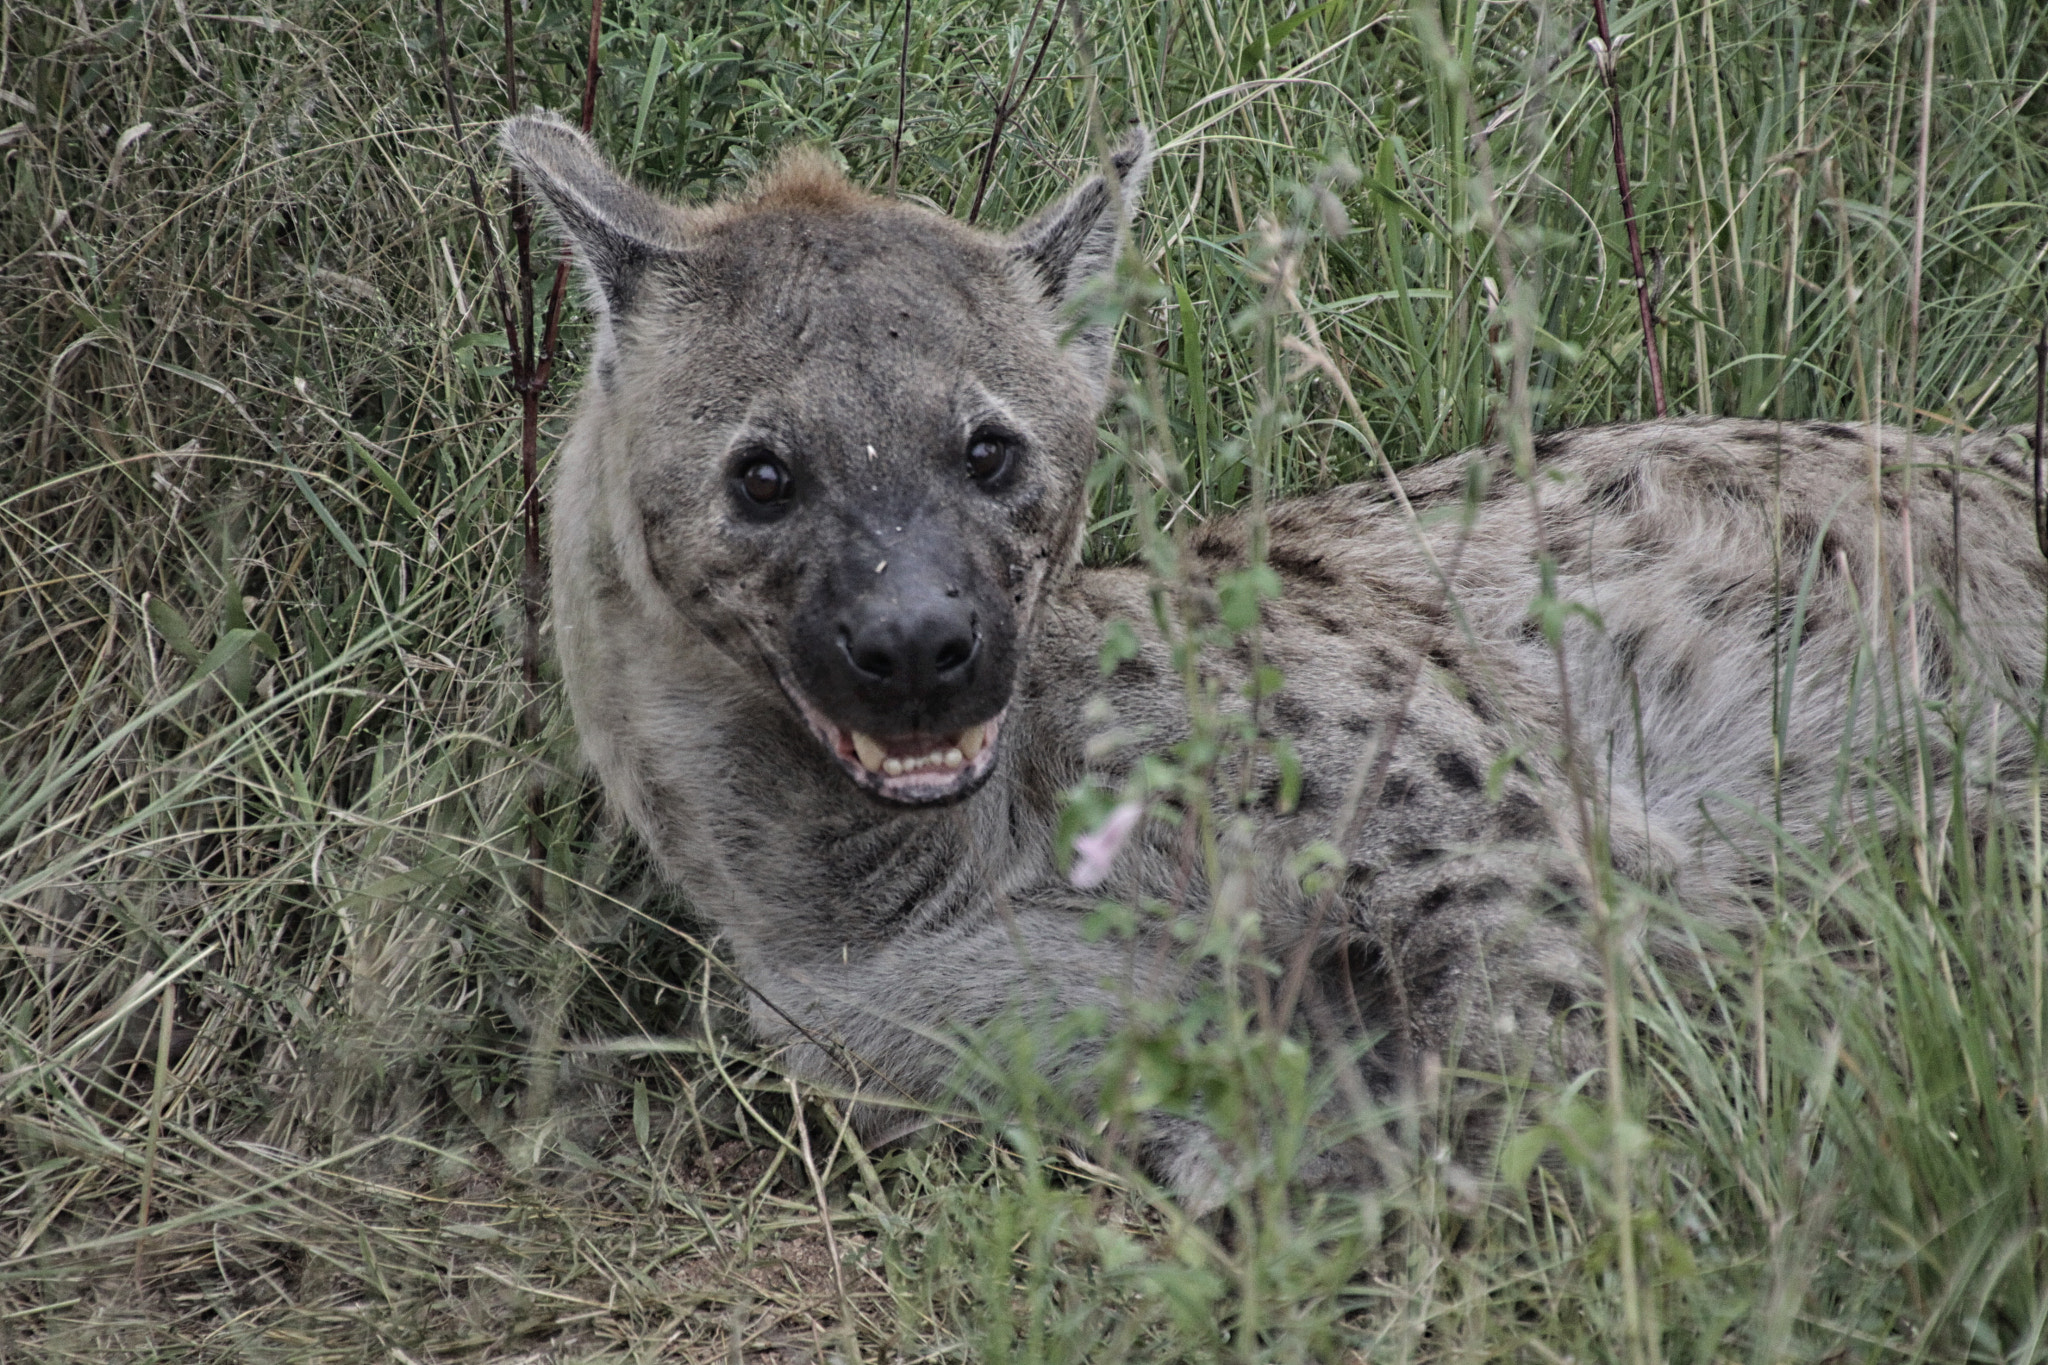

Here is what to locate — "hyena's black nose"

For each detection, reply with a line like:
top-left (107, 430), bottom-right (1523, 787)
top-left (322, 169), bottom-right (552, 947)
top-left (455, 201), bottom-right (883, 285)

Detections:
top-left (792, 539), bottom-right (1017, 739)
top-left (840, 595), bottom-right (980, 697)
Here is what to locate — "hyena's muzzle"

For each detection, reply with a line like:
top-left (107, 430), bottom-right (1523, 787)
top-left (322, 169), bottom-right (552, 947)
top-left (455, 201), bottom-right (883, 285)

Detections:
top-left (781, 503), bottom-right (1020, 806)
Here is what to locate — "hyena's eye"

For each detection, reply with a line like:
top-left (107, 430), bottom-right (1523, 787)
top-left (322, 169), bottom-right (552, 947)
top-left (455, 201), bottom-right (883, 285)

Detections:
top-left (965, 428), bottom-right (1017, 488)
top-left (730, 451), bottom-right (794, 515)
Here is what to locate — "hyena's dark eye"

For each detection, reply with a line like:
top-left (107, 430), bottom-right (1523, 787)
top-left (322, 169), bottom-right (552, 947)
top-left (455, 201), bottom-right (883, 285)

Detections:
top-left (965, 429), bottom-right (1016, 487)
top-left (731, 452), bottom-right (794, 514)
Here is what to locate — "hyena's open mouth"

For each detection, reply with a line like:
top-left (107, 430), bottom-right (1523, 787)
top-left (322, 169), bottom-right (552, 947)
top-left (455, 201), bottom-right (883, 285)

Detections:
top-left (781, 681), bottom-right (1005, 805)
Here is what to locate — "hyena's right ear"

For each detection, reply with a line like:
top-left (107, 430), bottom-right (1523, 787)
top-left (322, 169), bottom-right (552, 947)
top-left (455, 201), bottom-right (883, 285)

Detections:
top-left (498, 113), bottom-right (682, 320)
top-left (1010, 125), bottom-right (1155, 385)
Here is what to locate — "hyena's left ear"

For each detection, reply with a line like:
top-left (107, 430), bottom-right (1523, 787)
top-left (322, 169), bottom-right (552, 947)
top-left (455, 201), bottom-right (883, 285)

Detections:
top-left (1010, 126), bottom-right (1155, 380)
top-left (498, 112), bottom-right (684, 324)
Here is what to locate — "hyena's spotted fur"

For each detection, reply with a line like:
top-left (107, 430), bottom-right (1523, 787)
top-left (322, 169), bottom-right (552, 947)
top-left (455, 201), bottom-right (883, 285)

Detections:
top-left (500, 112), bottom-right (2046, 1196)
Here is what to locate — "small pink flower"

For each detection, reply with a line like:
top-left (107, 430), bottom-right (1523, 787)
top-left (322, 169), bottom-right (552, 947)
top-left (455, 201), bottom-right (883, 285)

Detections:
top-left (1070, 800), bottom-right (1142, 890)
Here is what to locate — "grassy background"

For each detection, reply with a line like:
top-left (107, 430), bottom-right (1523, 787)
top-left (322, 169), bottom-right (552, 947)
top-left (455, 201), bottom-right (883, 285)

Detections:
top-left (4, 0), bottom-right (2048, 1359)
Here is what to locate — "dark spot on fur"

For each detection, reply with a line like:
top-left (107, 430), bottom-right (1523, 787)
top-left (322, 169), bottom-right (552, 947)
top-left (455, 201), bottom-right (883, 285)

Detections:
top-left (1663, 652), bottom-right (1696, 697)
top-left (1808, 421), bottom-right (1860, 444)
top-left (1537, 880), bottom-right (1585, 923)
top-left (1517, 617), bottom-right (1544, 644)
top-left (1928, 540), bottom-right (1959, 603)
top-left (1401, 845), bottom-right (1443, 867)
top-left (1193, 534), bottom-right (1234, 562)
top-left (1781, 509), bottom-right (1818, 551)
top-left (1360, 645), bottom-right (1408, 690)
top-left (1923, 628), bottom-right (1953, 694)
top-left (1705, 469), bottom-right (1764, 504)
top-left (1703, 578), bottom-right (1749, 620)
top-left (1378, 773), bottom-right (1416, 807)
top-left (1588, 465), bottom-right (1641, 513)
top-left (1433, 750), bottom-right (1482, 791)
top-left (1499, 791), bottom-right (1549, 839)
top-left (1818, 528), bottom-right (1848, 570)
top-left (1613, 626), bottom-right (1646, 672)
top-left (1268, 544), bottom-right (1340, 587)
top-left (1340, 714), bottom-right (1377, 737)
top-left (1623, 515), bottom-right (1673, 554)
top-left (1272, 692), bottom-right (1315, 735)
top-left (1307, 606), bottom-right (1351, 636)
top-left (585, 533), bottom-right (631, 603)
top-left (1462, 877), bottom-right (1511, 904)
top-left (1416, 882), bottom-right (1458, 915)
top-left (1764, 595), bottom-right (1824, 646)
top-left (1532, 431), bottom-right (1571, 460)
top-left (1260, 769), bottom-right (1321, 812)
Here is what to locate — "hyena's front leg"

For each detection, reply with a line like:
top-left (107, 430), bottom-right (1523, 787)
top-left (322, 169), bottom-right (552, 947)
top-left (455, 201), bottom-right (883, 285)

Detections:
top-left (736, 903), bottom-right (1181, 1142)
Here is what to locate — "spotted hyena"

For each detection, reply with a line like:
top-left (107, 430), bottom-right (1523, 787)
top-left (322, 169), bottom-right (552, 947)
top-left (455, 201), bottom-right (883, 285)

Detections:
top-left (498, 112), bottom-right (2046, 1196)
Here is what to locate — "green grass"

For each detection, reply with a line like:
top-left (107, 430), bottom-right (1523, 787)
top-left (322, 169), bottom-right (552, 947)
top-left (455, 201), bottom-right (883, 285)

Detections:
top-left (4, 0), bottom-right (2047, 1359)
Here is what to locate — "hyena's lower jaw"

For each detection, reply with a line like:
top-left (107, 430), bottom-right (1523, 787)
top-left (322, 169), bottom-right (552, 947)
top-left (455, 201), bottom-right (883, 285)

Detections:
top-left (783, 684), bottom-right (1006, 806)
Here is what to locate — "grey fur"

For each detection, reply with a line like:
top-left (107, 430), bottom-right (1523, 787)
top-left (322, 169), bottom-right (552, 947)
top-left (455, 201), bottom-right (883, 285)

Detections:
top-left (501, 113), bottom-right (2047, 1196)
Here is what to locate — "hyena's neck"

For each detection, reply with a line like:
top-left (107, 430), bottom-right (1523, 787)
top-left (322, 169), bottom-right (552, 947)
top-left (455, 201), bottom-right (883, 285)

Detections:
top-left (647, 630), bottom-right (1071, 971)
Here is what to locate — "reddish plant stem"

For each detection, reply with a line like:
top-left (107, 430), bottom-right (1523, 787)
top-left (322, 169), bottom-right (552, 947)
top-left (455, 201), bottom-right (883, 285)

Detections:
top-left (966, 0), bottom-right (1065, 224)
top-left (533, 2), bottom-right (602, 394)
top-left (439, 0), bottom-right (605, 921)
top-left (890, 0), bottom-right (912, 196)
top-left (578, 0), bottom-right (604, 133)
top-left (1589, 0), bottom-right (1666, 417)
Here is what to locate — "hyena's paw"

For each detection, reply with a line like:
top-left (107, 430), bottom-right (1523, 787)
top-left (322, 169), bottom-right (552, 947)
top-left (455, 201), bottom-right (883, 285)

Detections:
top-left (1139, 1114), bottom-right (1375, 1215)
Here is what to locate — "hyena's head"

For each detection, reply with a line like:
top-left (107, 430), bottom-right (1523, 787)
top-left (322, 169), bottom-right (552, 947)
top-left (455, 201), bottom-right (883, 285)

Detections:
top-left (500, 114), bottom-right (1150, 805)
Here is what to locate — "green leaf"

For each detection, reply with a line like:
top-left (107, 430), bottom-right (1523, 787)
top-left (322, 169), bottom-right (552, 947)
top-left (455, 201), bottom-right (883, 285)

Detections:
top-left (344, 432), bottom-right (426, 524)
top-left (628, 32), bottom-right (671, 172)
top-left (1216, 564), bottom-right (1282, 633)
top-left (146, 597), bottom-right (199, 664)
top-left (288, 468), bottom-right (368, 573)
top-left (1273, 736), bottom-right (1302, 813)
top-left (1098, 618), bottom-right (1140, 676)
top-left (196, 627), bottom-right (276, 705)
top-left (1499, 1124), bottom-right (1554, 1187)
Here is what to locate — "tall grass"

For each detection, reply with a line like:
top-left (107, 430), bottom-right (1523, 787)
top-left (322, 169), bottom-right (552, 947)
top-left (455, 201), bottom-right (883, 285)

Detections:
top-left (2, 0), bottom-right (2045, 1359)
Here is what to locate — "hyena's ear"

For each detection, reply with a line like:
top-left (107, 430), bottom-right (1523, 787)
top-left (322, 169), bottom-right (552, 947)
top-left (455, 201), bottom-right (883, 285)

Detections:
top-left (1010, 126), bottom-right (1155, 377)
top-left (498, 113), bottom-right (682, 320)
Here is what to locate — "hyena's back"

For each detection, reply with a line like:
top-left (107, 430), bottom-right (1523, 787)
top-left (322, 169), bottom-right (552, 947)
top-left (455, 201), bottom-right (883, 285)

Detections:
top-left (1229, 417), bottom-right (2046, 894)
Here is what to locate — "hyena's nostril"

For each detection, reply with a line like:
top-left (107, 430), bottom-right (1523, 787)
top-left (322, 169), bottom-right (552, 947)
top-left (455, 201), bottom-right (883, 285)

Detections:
top-left (933, 622), bottom-right (976, 676)
top-left (843, 629), bottom-right (896, 681)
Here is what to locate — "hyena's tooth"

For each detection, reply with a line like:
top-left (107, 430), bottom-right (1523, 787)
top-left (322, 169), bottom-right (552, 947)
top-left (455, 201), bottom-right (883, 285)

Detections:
top-left (957, 723), bottom-right (986, 762)
top-left (853, 731), bottom-right (887, 772)
top-left (943, 747), bottom-right (964, 768)
top-left (882, 756), bottom-right (905, 776)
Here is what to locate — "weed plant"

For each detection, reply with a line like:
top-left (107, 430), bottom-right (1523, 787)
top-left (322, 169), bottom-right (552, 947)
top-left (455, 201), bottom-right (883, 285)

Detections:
top-left (3, 0), bottom-right (2047, 1359)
